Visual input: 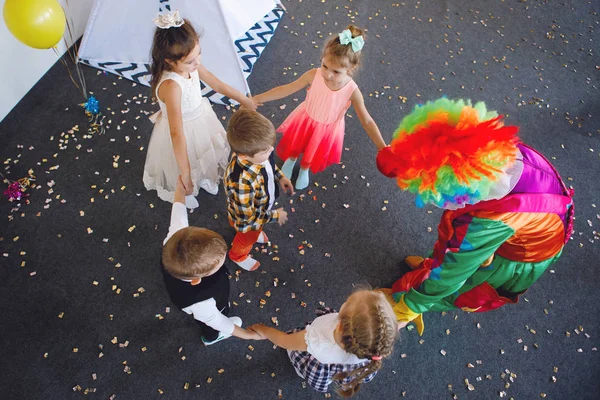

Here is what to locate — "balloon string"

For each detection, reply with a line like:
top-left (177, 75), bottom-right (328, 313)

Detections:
top-left (60, 1), bottom-right (87, 99)
top-left (52, 46), bottom-right (82, 93)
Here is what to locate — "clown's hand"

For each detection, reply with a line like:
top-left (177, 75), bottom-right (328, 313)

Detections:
top-left (393, 294), bottom-right (425, 336)
top-left (376, 289), bottom-right (425, 335)
top-left (376, 146), bottom-right (397, 178)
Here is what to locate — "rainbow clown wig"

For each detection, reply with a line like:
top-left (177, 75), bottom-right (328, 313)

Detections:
top-left (376, 98), bottom-right (520, 209)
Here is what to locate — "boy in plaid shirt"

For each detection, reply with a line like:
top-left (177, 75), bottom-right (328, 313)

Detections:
top-left (225, 109), bottom-right (294, 271)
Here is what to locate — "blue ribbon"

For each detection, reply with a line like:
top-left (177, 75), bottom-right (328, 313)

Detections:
top-left (338, 29), bottom-right (364, 52)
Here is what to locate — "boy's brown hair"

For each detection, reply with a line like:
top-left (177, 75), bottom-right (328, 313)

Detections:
top-left (162, 227), bottom-right (228, 279)
top-left (227, 109), bottom-right (276, 157)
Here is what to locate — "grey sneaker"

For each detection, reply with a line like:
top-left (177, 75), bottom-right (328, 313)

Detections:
top-left (201, 316), bottom-right (242, 346)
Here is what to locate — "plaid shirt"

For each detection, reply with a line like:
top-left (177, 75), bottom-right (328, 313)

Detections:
top-left (225, 153), bottom-right (283, 233)
top-left (288, 349), bottom-right (376, 393)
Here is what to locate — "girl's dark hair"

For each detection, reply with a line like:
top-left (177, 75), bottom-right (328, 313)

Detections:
top-left (150, 19), bottom-right (200, 99)
top-left (333, 290), bottom-right (398, 397)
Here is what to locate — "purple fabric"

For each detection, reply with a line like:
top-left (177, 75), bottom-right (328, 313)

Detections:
top-left (510, 144), bottom-right (570, 229)
top-left (474, 193), bottom-right (572, 214)
top-left (511, 144), bottom-right (564, 195)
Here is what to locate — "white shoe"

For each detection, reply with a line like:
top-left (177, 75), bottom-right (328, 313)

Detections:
top-left (256, 231), bottom-right (269, 244)
top-left (201, 316), bottom-right (242, 345)
top-left (230, 255), bottom-right (260, 271)
top-left (185, 195), bottom-right (199, 209)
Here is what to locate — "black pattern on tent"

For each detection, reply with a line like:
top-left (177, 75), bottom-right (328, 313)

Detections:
top-left (80, 6), bottom-right (284, 106)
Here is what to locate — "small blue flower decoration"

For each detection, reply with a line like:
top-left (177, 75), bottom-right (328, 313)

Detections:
top-left (84, 96), bottom-right (100, 115)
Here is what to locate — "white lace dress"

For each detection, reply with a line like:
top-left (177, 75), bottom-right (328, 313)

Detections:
top-left (143, 70), bottom-right (230, 203)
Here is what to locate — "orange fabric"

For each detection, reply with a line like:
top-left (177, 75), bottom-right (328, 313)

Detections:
top-left (473, 211), bottom-right (565, 262)
top-left (229, 229), bottom-right (262, 262)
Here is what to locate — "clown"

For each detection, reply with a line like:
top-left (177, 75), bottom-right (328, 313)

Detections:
top-left (377, 98), bottom-right (574, 334)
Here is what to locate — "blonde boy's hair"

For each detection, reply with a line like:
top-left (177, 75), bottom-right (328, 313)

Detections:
top-left (227, 109), bottom-right (276, 157)
top-left (162, 227), bottom-right (228, 279)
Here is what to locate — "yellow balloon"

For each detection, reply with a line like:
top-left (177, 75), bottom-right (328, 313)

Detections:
top-left (3, 0), bottom-right (66, 49)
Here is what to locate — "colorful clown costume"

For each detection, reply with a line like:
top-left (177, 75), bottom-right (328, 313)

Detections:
top-left (376, 98), bottom-right (573, 334)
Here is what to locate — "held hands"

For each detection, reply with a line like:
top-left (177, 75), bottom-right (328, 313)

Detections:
top-left (276, 208), bottom-right (288, 226)
top-left (376, 145), bottom-right (397, 178)
top-left (251, 94), bottom-right (265, 108)
top-left (174, 175), bottom-right (188, 204)
top-left (279, 177), bottom-right (295, 195)
top-left (180, 172), bottom-right (194, 195)
top-left (245, 327), bottom-right (267, 340)
top-left (240, 96), bottom-right (261, 110)
top-left (247, 324), bottom-right (268, 338)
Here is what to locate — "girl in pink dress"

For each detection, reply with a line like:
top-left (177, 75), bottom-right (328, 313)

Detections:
top-left (253, 25), bottom-right (387, 190)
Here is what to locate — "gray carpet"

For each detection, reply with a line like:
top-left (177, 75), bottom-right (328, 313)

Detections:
top-left (1, 0), bottom-right (598, 399)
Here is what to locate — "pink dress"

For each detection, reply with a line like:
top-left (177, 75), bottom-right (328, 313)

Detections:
top-left (276, 69), bottom-right (357, 173)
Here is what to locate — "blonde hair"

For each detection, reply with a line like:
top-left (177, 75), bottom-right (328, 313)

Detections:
top-left (334, 290), bottom-right (398, 397)
top-left (162, 227), bottom-right (227, 279)
top-left (322, 24), bottom-right (366, 71)
top-left (227, 109), bottom-right (276, 157)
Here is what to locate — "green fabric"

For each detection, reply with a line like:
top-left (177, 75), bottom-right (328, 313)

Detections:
top-left (492, 251), bottom-right (562, 293)
top-left (404, 217), bottom-right (515, 313)
top-left (404, 216), bottom-right (563, 313)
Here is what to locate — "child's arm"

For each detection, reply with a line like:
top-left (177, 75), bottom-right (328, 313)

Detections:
top-left (197, 65), bottom-right (256, 109)
top-left (232, 325), bottom-right (265, 340)
top-left (173, 175), bottom-right (186, 205)
top-left (248, 324), bottom-right (308, 351)
top-left (253, 69), bottom-right (317, 104)
top-left (163, 176), bottom-right (189, 245)
top-left (274, 165), bottom-right (294, 195)
top-left (350, 87), bottom-right (387, 150)
top-left (160, 80), bottom-right (194, 194)
top-left (188, 299), bottom-right (263, 340)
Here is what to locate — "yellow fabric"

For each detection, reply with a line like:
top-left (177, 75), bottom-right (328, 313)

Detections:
top-left (377, 289), bottom-right (425, 336)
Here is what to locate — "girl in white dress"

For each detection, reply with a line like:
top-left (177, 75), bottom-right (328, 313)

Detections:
top-left (249, 290), bottom-right (399, 396)
top-left (143, 12), bottom-right (256, 208)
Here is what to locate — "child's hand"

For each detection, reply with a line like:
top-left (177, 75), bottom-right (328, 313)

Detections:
top-left (279, 177), bottom-right (295, 195)
top-left (251, 94), bottom-right (264, 107)
top-left (240, 96), bottom-right (258, 110)
top-left (248, 324), bottom-right (268, 337)
top-left (181, 172), bottom-right (194, 195)
top-left (246, 326), bottom-right (267, 340)
top-left (276, 208), bottom-right (288, 226)
top-left (174, 175), bottom-right (187, 204)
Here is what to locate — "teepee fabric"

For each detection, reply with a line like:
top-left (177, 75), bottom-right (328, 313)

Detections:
top-left (78, 0), bottom-right (284, 105)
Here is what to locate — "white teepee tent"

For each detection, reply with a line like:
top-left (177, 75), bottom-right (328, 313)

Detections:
top-left (78, 0), bottom-right (284, 104)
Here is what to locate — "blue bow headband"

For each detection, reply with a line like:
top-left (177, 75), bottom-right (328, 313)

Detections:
top-left (338, 29), bottom-right (364, 52)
